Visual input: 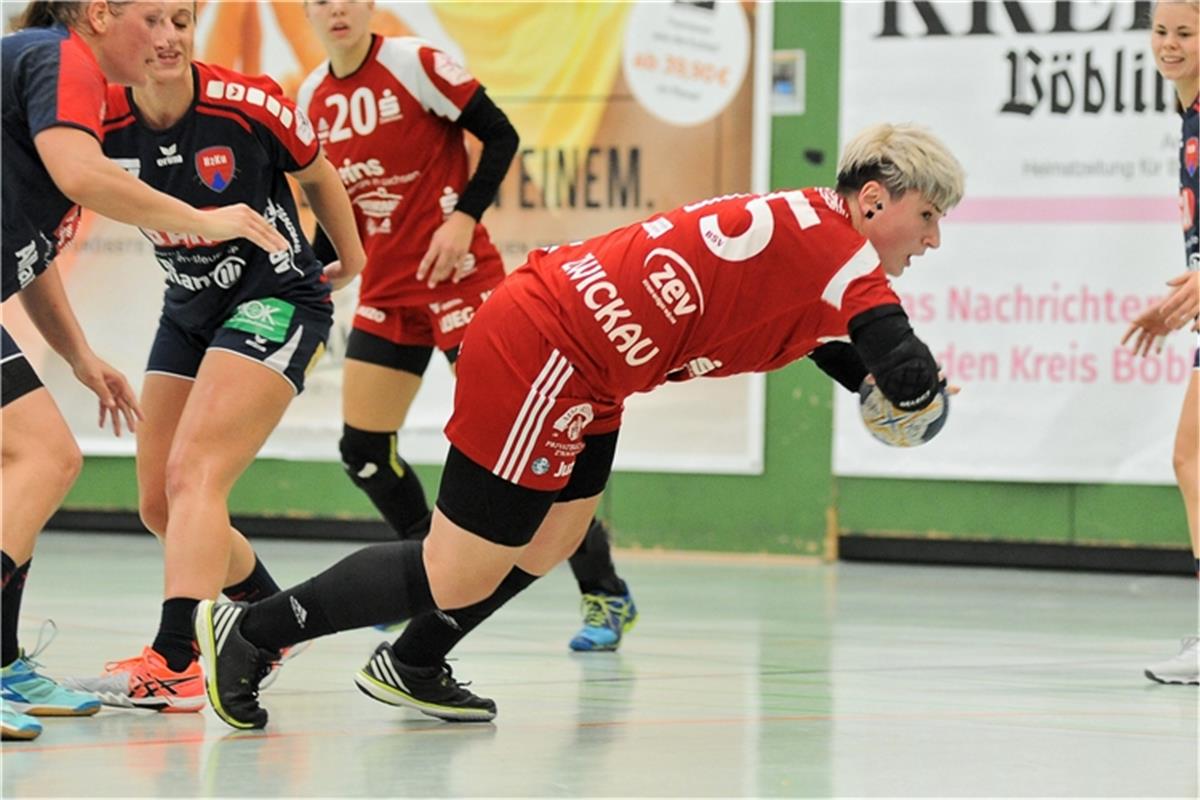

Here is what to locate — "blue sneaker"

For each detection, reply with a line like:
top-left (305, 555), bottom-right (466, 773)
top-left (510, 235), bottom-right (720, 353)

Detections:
top-left (569, 591), bottom-right (638, 652)
top-left (1, 700), bottom-right (41, 740)
top-left (1, 621), bottom-right (101, 717)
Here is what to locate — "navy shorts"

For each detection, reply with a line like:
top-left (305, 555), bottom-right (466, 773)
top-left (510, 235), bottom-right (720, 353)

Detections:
top-left (147, 298), bottom-right (332, 394)
top-left (1, 326), bottom-right (42, 407)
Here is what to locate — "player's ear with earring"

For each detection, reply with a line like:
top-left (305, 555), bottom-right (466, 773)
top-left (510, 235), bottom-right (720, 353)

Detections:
top-left (864, 202), bottom-right (883, 220)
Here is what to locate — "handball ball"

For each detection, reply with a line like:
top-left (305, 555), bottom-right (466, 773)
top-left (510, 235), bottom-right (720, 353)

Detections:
top-left (857, 379), bottom-right (949, 447)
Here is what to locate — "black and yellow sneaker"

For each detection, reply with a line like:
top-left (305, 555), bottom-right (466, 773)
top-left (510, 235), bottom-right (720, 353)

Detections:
top-left (354, 642), bottom-right (496, 722)
top-left (192, 600), bottom-right (273, 730)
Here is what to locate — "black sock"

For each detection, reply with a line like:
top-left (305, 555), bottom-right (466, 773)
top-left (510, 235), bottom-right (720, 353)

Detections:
top-left (2, 553), bottom-right (30, 667)
top-left (393, 567), bottom-right (539, 667)
top-left (240, 540), bottom-right (435, 652)
top-left (568, 519), bottom-right (627, 596)
top-left (151, 598), bottom-right (199, 672)
top-left (223, 555), bottom-right (281, 603)
top-left (340, 424), bottom-right (430, 536)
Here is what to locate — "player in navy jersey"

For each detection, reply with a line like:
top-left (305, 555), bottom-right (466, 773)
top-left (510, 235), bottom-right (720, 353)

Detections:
top-left (59, 1), bottom-right (365, 713)
top-left (0, 0), bottom-right (291, 741)
top-left (192, 123), bottom-right (965, 729)
top-left (1123, 0), bottom-right (1199, 686)
top-left (300, 0), bottom-right (640, 656)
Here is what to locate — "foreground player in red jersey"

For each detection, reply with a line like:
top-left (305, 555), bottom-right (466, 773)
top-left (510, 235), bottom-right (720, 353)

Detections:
top-left (195, 122), bottom-right (966, 729)
top-left (299, 0), bottom-right (640, 652)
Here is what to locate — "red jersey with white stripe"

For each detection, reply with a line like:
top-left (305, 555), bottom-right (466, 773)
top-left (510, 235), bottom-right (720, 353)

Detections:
top-left (296, 34), bottom-right (504, 307)
top-left (506, 188), bottom-right (900, 399)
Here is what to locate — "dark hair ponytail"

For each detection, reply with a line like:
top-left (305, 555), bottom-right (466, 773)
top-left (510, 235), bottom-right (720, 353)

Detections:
top-left (14, 1), bottom-right (85, 31)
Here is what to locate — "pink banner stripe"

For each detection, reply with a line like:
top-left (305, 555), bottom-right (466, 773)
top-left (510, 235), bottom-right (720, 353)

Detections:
top-left (950, 196), bottom-right (1178, 224)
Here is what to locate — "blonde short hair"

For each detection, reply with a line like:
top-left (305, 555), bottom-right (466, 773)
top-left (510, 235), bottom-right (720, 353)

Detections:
top-left (836, 123), bottom-right (966, 213)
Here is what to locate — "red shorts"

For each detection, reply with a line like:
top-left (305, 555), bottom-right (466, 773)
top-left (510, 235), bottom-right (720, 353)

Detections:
top-left (352, 285), bottom-right (496, 353)
top-left (446, 282), bottom-right (623, 491)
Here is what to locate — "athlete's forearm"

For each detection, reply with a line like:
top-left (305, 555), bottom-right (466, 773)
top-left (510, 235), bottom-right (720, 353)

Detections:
top-left (16, 262), bottom-right (95, 369)
top-left (298, 156), bottom-right (365, 276)
top-left (35, 127), bottom-right (207, 234)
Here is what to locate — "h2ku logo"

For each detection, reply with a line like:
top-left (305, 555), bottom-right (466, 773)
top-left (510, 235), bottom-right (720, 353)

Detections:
top-left (195, 146), bottom-right (235, 192)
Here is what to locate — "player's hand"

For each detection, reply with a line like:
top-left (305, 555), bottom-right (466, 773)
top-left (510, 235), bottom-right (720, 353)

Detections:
top-left (69, 352), bottom-right (143, 437)
top-left (416, 211), bottom-right (476, 289)
top-left (195, 204), bottom-right (289, 254)
top-left (322, 258), bottom-right (363, 292)
top-left (1157, 271), bottom-right (1200, 332)
top-left (1121, 305), bottom-right (1172, 357)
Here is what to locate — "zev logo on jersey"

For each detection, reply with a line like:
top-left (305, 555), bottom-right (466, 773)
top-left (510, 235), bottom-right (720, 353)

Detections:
top-left (196, 146), bottom-right (235, 192)
top-left (1186, 137), bottom-right (1198, 178)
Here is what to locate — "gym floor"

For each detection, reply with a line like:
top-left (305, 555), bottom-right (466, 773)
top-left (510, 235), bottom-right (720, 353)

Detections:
top-left (4, 532), bottom-right (1196, 798)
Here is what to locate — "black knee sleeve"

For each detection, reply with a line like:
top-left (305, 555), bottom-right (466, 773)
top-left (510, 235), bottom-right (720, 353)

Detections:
top-left (340, 425), bottom-right (430, 535)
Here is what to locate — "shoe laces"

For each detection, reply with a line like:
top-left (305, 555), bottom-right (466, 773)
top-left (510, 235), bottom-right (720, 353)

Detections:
top-left (1179, 635), bottom-right (1199, 653)
top-left (103, 646), bottom-right (159, 674)
top-left (580, 594), bottom-right (622, 628)
top-left (15, 619), bottom-right (59, 672)
top-left (437, 661), bottom-right (471, 690)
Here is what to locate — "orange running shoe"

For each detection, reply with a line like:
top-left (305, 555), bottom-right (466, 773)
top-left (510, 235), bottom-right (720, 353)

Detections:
top-left (60, 647), bottom-right (205, 713)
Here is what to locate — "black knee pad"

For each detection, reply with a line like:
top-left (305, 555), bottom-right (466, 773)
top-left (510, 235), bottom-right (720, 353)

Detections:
top-left (339, 425), bottom-right (402, 486)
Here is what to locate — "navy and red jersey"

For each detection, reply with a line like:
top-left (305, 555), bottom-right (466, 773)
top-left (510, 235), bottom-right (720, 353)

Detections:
top-left (296, 34), bottom-right (504, 307)
top-left (2, 24), bottom-right (105, 301)
top-left (102, 62), bottom-right (329, 333)
top-left (506, 188), bottom-right (900, 399)
top-left (1180, 94), bottom-right (1198, 271)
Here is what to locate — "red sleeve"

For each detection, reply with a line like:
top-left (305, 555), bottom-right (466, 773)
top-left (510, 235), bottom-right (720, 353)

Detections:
top-left (24, 31), bottom-right (106, 141)
top-left (416, 45), bottom-right (481, 112)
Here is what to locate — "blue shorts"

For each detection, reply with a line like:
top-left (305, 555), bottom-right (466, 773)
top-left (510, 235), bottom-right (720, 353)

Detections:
top-left (147, 298), bottom-right (332, 394)
top-left (1, 326), bottom-right (42, 407)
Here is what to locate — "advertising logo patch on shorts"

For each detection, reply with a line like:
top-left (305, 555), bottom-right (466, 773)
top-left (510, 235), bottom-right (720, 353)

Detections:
top-left (531, 457), bottom-right (550, 476)
top-left (224, 298), bottom-right (295, 343)
top-left (196, 146), bottom-right (235, 192)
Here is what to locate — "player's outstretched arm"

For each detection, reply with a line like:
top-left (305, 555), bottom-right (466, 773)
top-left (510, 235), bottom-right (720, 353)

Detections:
top-left (848, 304), bottom-right (942, 410)
top-left (292, 153), bottom-right (365, 291)
top-left (34, 127), bottom-right (287, 254)
top-left (16, 263), bottom-right (142, 435)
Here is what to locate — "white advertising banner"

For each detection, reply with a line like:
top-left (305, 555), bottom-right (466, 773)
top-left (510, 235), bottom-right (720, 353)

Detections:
top-left (3, 2), bottom-right (770, 475)
top-left (835, 0), bottom-right (1185, 484)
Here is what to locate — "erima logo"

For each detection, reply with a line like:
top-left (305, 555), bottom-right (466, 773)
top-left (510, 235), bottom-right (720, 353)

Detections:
top-left (156, 143), bottom-right (184, 167)
top-left (290, 596), bottom-right (308, 628)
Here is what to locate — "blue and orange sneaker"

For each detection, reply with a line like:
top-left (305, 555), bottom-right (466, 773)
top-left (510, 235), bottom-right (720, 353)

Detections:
top-left (568, 591), bottom-right (639, 652)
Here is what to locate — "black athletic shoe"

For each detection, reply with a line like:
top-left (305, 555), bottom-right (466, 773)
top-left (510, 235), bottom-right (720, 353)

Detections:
top-left (354, 642), bottom-right (496, 722)
top-left (193, 600), bottom-right (273, 730)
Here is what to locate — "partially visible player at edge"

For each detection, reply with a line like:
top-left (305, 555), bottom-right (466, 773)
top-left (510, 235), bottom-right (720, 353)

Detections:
top-left (1123, 0), bottom-right (1200, 687)
top-left (1, 0), bottom-right (288, 742)
top-left (193, 121), bottom-right (966, 730)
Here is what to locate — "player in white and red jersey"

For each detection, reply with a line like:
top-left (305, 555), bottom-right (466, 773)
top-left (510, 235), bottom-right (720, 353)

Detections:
top-left (297, 0), bottom-right (640, 656)
top-left (195, 123), bottom-right (966, 730)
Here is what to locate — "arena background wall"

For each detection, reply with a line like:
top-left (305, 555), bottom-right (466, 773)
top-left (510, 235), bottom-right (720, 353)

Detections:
top-left (49, 2), bottom-right (1191, 571)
